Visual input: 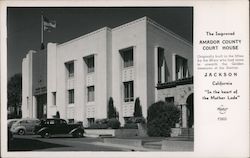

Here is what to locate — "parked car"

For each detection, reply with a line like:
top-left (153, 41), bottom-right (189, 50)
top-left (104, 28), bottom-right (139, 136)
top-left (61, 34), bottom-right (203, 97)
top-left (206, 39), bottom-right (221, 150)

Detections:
top-left (34, 118), bottom-right (84, 138)
top-left (7, 119), bottom-right (20, 129)
top-left (10, 118), bottom-right (40, 135)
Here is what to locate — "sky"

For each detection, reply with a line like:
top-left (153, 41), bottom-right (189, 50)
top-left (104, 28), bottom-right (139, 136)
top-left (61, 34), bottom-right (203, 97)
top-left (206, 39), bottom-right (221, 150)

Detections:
top-left (7, 7), bottom-right (193, 79)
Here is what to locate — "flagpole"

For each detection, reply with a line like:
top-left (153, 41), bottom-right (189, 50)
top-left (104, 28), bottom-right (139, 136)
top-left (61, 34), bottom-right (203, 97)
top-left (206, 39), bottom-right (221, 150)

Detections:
top-left (41, 14), bottom-right (44, 50)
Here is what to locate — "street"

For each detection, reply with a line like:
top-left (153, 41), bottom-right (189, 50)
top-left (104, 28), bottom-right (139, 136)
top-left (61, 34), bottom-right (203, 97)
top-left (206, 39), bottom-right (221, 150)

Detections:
top-left (8, 134), bottom-right (194, 152)
top-left (8, 135), bottom-right (126, 151)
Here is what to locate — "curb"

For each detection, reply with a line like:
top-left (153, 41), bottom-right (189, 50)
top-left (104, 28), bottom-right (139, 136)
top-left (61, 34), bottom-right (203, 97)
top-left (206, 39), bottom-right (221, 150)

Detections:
top-left (90, 142), bottom-right (159, 151)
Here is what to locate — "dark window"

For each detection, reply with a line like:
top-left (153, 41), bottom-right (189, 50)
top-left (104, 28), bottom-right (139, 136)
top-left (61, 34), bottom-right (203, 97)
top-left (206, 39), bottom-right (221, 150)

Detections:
top-left (86, 56), bottom-right (95, 73)
top-left (60, 119), bottom-right (67, 124)
top-left (49, 120), bottom-right (55, 125)
top-left (66, 62), bottom-right (74, 78)
top-left (124, 117), bottom-right (132, 123)
top-left (158, 47), bottom-right (167, 83)
top-left (52, 92), bottom-right (56, 105)
top-left (165, 97), bottom-right (174, 104)
top-left (87, 118), bottom-right (95, 126)
top-left (87, 86), bottom-right (95, 102)
top-left (175, 55), bottom-right (188, 80)
top-left (124, 81), bottom-right (134, 102)
top-left (120, 48), bottom-right (133, 68)
top-left (68, 89), bottom-right (74, 104)
top-left (68, 119), bottom-right (74, 124)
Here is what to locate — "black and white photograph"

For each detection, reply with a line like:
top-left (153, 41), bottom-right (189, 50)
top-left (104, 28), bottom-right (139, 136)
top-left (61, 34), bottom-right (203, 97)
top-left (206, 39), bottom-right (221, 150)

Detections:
top-left (2, 0), bottom-right (250, 158)
top-left (6, 7), bottom-right (194, 152)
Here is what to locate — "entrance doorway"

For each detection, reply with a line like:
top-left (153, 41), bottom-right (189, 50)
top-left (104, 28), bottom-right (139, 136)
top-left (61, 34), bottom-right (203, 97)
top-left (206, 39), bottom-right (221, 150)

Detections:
top-left (186, 93), bottom-right (193, 128)
top-left (36, 94), bottom-right (47, 119)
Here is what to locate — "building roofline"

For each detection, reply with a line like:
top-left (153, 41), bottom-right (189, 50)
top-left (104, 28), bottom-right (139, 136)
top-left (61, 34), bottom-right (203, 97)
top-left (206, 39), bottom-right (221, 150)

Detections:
top-left (111, 16), bottom-right (192, 47)
top-left (146, 17), bottom-right (193, 47)
top-left (111, 16), bottom-right (147, 31)
top-left (56, 16), bottom-right (192, 48)
top-left (57, 27), bottom-right (112, 48)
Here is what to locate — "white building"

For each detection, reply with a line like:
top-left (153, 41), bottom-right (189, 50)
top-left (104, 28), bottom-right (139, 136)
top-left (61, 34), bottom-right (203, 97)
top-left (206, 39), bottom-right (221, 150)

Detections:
top-left (22, 17), bottom-right (193, 128)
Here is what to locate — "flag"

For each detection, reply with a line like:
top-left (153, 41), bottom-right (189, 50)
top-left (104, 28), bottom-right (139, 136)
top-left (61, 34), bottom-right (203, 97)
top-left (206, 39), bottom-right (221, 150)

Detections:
top-left (43, 16), bottom-right (56, 32)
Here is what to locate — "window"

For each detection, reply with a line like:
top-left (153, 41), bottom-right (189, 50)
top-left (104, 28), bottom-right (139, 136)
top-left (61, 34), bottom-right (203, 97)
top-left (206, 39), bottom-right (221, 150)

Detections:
top-left (158, 47), bottom-right (167, 83)
top-left (124, 117), bottom-right (132, 123)
top-left (87, 118), bottom-right (95, 126)
top-left (175, 55), bottom-right (188, 80)
top-left (85, 56), bottom-right (95, 73)
top-left (84, 55), bottom-right (95, 73)
top-left (68, 89), bottom-right (74, 104)
top-left (165, 97), bottom-right (174, 104)
top-left (68, 119), bottom-right (74, 124)
top-left (87, 86), bottom-right (95, 102)
top-left (124, 81), bottom-right (134, 102)
top-left (120, 48), bottom-right (133, 68)
top-left (65, 62), bottom-right (74, 78)
top-left (48, 120), bottom-right (55, 125)
top-left (52, 92), bottom-right (56, 105)
top-left (60, 119), bottom-right (67, 124)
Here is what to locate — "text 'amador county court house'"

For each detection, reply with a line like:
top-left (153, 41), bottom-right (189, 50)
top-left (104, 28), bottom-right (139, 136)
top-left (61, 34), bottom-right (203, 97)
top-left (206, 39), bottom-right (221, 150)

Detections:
top-left (22, 17), bottom-right (193, 128)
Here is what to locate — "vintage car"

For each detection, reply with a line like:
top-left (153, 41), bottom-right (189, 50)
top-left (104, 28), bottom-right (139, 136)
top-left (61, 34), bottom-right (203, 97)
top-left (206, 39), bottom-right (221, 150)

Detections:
top-left (7, 119), bottom-right (20, 129)
top-left (34, 118), bottom-right (84, 138)
top-left (10, 118), bottom-right (40, 135)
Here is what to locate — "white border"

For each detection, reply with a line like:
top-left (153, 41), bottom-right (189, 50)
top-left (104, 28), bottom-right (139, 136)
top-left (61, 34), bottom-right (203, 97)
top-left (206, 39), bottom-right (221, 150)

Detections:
top-left (1, 0), bottom-right (249, 158)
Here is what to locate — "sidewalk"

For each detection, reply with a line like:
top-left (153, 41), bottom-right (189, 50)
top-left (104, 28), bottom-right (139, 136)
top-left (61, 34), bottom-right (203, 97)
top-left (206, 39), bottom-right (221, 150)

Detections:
top-left (87, 136), bottom-right (194, 151)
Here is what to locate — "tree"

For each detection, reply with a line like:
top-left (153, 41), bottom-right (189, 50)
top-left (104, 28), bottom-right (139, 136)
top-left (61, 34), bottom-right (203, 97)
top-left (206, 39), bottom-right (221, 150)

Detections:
top-left (55, 111), bottom-right (60, 118)
top-left (8, 73), bottom-right (22, 118)
top-left (133, 97), bottom-right (142, 117)
top-left (107, 97), bottom-right (117, 119)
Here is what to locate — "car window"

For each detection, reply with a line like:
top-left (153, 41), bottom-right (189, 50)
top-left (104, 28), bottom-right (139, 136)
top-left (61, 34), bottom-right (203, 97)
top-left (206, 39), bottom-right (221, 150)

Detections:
top-left (20, 120), bottom-right (27, 124)
top-left (54, 119), bottom-right (60, 124)
top-left (27, 120), bottom-right (33, 124)
top-left (50, 120), bottom-right (55, 125)
top-left (8, 120), bottom-right (17, 127)
top-left (61, 120), bottom-right (67, 124)
top-left (45, 120), bottom-right (50, 124)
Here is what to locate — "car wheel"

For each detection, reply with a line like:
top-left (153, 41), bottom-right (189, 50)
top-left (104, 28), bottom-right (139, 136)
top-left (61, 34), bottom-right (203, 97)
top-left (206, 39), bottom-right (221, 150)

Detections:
top-left (73, 131), bottom-right (83, 138)
top-left (43, 132), bottom-right (51, 138)
top-left (18, 129), bottom-right (25, 135)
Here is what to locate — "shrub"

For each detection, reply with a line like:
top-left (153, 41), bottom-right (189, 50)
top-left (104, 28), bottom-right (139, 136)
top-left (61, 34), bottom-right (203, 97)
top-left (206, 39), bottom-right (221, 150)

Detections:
top-left (126, 116), bottom-right (145, 124)
top-left (88, 123), bottom-right (109, 129)
top-left (108, 97), bottom-right (118, 119)
top-left (123, 123), bottom-right (138, 129)
top-left (147, 101), bottom-right (180, 137)
top-left (134, 97), bottom-right (143, 117)
top-left (95, 118), bottom-right (109, 124)
top-left (107, 118), bottom-right (121, 129)
top-left (133, 117), bottom-right (146, 124)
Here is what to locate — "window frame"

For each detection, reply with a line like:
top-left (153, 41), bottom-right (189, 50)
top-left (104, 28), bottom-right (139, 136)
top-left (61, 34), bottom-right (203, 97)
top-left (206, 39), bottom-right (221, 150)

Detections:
top-left (68, 89), bottom-right (74, 104)
top-left (65, 62), bottom-right (74, 78)
top-left (120, 47), bottom-right (134, 68)
top-left (52, 92), bottom-right (56, 105)
top-left (84, 55), bottom-right (95, 73)
top-left (87, 86), bottom-right (95, 102)
top-left (87, 118), bottom-right (95, 126)
top-left (157, 47), bottom-right (167, 83)
top-left (175, 55), bottom-right (188, 80)
top-left (86, 56), bottom-right (95, 73)
top-left (123, 81), bottom-right (134, 102)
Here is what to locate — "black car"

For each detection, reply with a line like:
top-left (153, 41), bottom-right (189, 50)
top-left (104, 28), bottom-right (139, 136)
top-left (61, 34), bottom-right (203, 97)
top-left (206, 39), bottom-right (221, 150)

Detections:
top-left (34, 118), bottom-right (84, 138)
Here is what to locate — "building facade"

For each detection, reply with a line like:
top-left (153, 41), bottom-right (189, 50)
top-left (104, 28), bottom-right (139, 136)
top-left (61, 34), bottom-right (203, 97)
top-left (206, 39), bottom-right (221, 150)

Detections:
top-left (22, 17), bottom-right (193, 127)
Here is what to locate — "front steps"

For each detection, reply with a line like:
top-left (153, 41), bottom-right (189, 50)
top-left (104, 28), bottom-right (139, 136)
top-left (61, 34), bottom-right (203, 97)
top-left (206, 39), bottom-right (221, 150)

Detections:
top-left (171, 128), bottom-right (194, 139)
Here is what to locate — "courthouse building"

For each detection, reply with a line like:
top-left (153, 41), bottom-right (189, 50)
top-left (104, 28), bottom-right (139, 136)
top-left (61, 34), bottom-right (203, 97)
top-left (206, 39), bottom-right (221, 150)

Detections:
top-left (22, 17), bottom-right (193, 128)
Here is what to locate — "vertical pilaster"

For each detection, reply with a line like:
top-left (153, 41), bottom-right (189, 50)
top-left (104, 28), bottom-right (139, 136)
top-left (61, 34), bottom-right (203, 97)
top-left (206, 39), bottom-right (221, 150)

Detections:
top-left (182, 104), bottom-right (188, 128)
